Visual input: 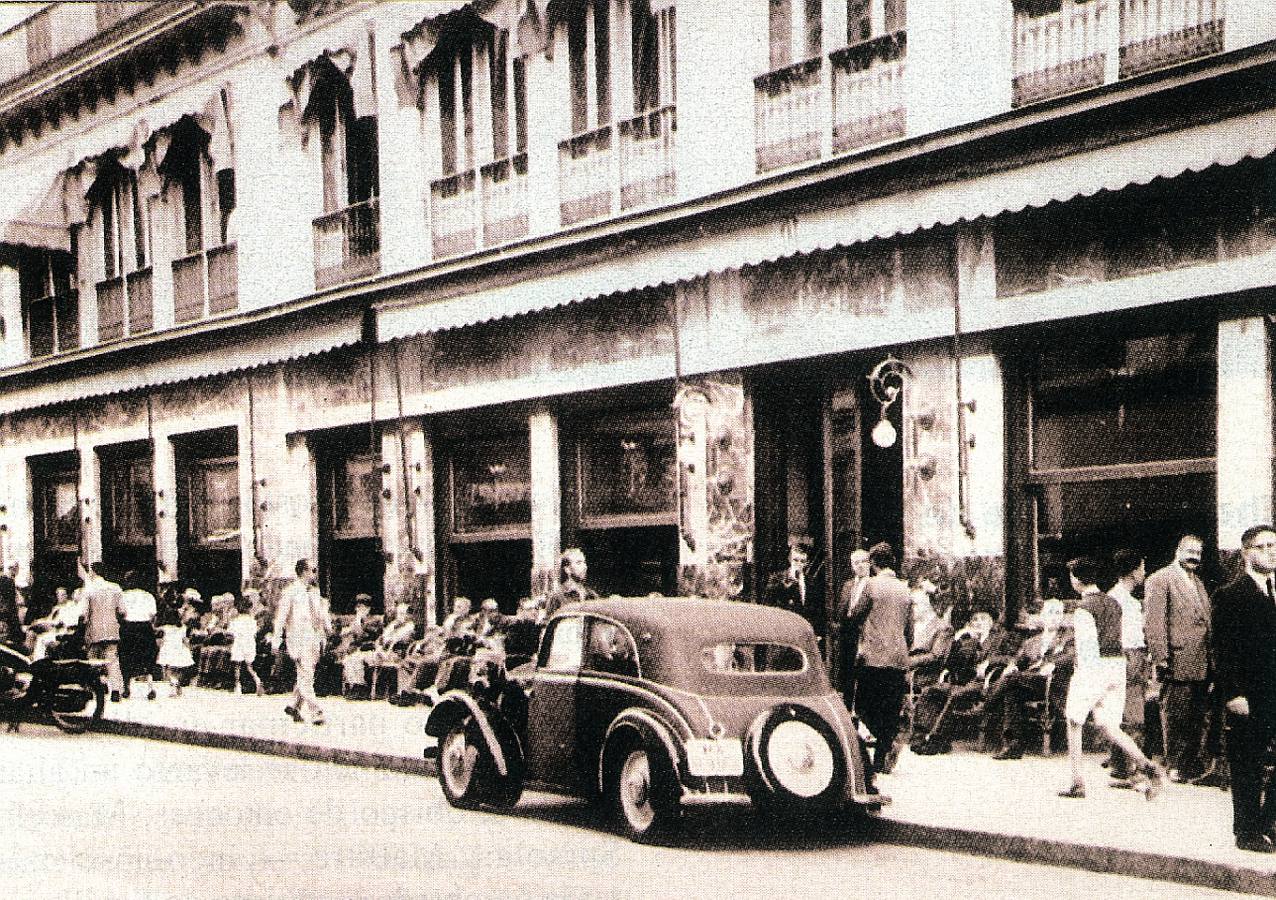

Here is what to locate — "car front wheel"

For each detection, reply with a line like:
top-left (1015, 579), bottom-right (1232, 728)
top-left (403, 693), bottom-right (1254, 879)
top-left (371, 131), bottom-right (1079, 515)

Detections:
top-left (614, 745), bottom-right (679, 843)
top-left (438, 723), bottom-right (490, 810)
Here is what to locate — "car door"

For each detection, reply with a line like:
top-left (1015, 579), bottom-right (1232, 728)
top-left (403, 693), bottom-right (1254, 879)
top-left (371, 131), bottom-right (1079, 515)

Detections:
top-left (578, 617), bottom-right (642, 769)
top-left (525, 615), bottom-right (584, 789)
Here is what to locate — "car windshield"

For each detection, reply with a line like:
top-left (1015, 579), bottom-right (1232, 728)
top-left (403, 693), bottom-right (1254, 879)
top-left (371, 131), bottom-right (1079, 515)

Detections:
top-left (702, 642), bottom-right (806, 674)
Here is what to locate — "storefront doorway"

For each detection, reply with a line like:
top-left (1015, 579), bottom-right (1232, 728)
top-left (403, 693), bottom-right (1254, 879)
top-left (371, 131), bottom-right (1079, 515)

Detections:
top-left (29, 451), bottom-right (80, 619)
top-left (753, 360), bottom-right (904, 638)
top-left (174, 428), bottom-right (241, 599)
top-left (313, 426), bottom-right (383, 614)
top-left (98, 441), bottom-right (156, 590)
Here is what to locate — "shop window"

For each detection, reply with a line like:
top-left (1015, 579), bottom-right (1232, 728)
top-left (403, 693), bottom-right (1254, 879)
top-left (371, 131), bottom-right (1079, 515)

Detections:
top-left (329, 453), bottom-right (380, 539)
top-left (186, 456), bottom-right (240, 547)
top-left (1023, 327), bottom-right (1217, 600)
top-left (577, 417), bottom-right (676, 527)
top-left (105, 456), bottom-right (155, 546)
top-left (37, 474), bottom-right (80, 553)
top-left (450, 437), bottom-right (532, 536)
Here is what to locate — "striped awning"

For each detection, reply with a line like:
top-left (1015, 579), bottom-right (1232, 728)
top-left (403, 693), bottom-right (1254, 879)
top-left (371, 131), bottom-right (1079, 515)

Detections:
top-left (378, 106), bottom-right (1276, 341)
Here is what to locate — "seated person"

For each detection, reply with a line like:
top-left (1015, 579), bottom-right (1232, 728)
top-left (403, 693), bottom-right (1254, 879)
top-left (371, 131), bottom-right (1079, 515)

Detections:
top-left (391, 626), bottom-right (449, 705)
top-left (906, 576), bottom-right (953, 690)
top-left (365, 601), bottom-right (419, 697)
top-left (911, 612), bottom-right (1004, 754)
top-left (28, 587), bottom-right (83, 661)
top-left (982, 598), bottom-right (1075, 760)
top-left (337, 597), bottom-right (379, 696)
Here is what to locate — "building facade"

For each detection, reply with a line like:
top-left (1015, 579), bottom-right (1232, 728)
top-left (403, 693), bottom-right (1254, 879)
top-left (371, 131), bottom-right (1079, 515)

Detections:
top-left (0, 0), bottom-right (1272, 629)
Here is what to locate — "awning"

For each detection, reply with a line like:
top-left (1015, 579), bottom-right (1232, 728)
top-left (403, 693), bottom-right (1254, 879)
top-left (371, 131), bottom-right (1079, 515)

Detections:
top-left (282, 26), bottom-right (378, 122)
top-left (0, 164), bottom-right (74, 252)
top-left (378, 106), bottom-right (1276, 341)
top-left (0, 309), bottom-right (362, 416)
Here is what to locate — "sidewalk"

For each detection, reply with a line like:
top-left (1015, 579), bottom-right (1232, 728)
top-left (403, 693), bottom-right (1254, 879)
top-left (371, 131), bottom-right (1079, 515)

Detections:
top-left (99, 690), bottom-right (1276, 896)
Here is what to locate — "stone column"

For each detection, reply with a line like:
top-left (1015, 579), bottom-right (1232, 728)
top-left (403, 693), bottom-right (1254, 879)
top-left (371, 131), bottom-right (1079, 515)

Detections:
top-left (152, 436), bottom-right (179, 583)
top-left (1217, 317), bottom-right (1273, 553)
top-left (78, 444), bottom-right (101, 565)
top-left (0, 449), bottom-right (31, 581)
top-left (529, 407), bottom-right (561, 599)
top-left (676, 385), bottom-right (710, 585)
top-left (381, 420), bottom-right (435, 621)
top-left (0, 264), bottom-right (23, 366)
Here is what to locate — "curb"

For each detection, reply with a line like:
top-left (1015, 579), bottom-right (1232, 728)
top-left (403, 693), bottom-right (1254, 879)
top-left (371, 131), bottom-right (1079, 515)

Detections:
top-left (98, 718), bottom-right (1276, 896)
top-left (869, 820), bottom-right (1276, 897)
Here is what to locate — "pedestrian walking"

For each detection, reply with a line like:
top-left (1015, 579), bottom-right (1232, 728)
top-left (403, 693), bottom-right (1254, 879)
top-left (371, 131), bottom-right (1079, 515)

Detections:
top-left (272, 559), bottom-right (332, 725)
top-left (1106, 549), bottom-right (1150, 783)
top-left (118, 570), bottom-right (159, 701)
top-left (228, 595), bottom-right (265, 696)
top-left (81, 561), bottom-right (126, 702)
top-left (155, 604), bottom-right (194, 697)
top-left (1058, 557), bottom-right (1165, 800)
top-left (1210, 525), bottom-right (1276, 853)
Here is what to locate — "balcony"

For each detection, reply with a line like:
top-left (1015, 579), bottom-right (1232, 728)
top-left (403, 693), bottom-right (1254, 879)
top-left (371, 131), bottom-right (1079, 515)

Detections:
top-left (559, 125), bottom-right (615, 226)
top-left (26, 291), bottom-right (79, 359)
top-left (1013, 0), bottom-right (1108, 107)
top-left (95, 267), bottom-right (152, 342)
top-left (173, 244), bottom-right (238, 325)
top-left (754, 58), bottom-right (824, 174)
top-left (480, 154), bottom-right (529, 246)
top-left (314, 199), bottom-right (380, 289)
top-left (618, 106), bottom-right (677, 211)
top-left (830, 33), bottom-right (908, 154)
top-left (1119, 0), bottom-right (1224, 78)
top-left (429, 171), bottom-right (477, 259)
top-left (0, 2), bottom-right (153, 87)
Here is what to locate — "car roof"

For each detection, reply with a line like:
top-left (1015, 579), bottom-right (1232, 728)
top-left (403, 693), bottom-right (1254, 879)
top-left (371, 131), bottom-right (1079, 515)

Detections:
top-left (561, 597), bottom-right (818, 644)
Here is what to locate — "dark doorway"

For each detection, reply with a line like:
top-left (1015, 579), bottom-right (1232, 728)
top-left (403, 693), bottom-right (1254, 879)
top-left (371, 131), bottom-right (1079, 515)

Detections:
top-left (99, 441), bottom-right (156, 591)
top-left (174, 428), bottom-right (241, 600)
top-left (29, 452), bottom-right (80, 620)
top-left (314, 426), bottom-right (384, 615)
top-left (448, 539), bottom-right (532, 613)
top-left (577, 525), bottom-right (678, 598)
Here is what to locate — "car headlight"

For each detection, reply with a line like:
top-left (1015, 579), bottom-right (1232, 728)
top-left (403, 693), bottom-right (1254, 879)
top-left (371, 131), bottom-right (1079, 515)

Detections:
top-left (765, 719), bottom-right (835, 798)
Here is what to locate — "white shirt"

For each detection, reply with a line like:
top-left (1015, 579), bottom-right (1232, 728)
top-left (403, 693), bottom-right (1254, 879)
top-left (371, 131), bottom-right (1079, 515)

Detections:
top-left (120, 588), bottom-right (157, 622)
top-left (1108, 581), bottom-right (1145, 651)
top-left (1247, 567), bottom-right (1276, 601)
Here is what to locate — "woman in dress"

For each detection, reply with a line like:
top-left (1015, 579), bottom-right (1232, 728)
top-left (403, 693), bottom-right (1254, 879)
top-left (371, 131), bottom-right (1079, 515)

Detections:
top-left (118, 571), bottom-right (158, 701)
top-left (155, 605), bottom-right (195, 697)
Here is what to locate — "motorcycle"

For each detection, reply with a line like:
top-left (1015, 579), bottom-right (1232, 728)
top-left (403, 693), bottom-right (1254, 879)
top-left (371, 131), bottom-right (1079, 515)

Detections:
top-left (0, 633), bottom-right (107, 734)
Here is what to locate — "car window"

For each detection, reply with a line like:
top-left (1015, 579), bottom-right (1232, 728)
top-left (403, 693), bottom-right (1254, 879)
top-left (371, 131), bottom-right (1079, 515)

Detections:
top-left (540, 616), bottom-right (584, 673)
top-left (584, 618), bottom-right (639, 678)
top-left (702, 642), bottom-right (806, 674)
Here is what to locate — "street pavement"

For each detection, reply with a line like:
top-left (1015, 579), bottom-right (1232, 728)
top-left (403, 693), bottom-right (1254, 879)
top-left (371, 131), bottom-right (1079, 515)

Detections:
top-left (0, 728), bottom-right (1249, 899)
top-left (88, 687), bottom-right (1276, 894)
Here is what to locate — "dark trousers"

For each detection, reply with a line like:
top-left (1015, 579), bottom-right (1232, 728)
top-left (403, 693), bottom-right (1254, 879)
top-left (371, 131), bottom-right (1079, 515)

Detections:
top-left (838, 626), bottom-right (860, 710)
top-left (1162, 679), bottom-right (1210, 775)
top-left (1225, 711), bottom-right (1276, 839)
top-left (855, 665), bottom-right (906, 771)
top-left (985, 670), bottom-right (1047, 749)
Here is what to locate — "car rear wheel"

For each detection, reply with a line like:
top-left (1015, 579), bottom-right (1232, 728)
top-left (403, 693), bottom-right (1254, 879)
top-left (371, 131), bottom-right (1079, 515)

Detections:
top-left (49, 681), bottom-right (105, 734)
top-left (614, 745), bottom-right (679, 843)
top-left (438, 723), bottom-right (490, 810)
top-left (749, 705), bottom-right (847, 812)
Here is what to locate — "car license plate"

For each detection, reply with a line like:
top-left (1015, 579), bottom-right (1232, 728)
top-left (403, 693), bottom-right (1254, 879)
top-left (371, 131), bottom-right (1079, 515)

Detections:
top-left (685, 738), bottom-right (744, 777)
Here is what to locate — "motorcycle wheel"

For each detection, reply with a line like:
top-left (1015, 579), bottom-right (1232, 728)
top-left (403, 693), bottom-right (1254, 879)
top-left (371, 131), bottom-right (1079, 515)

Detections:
top-left (49, 681), bottom-right (105, 734)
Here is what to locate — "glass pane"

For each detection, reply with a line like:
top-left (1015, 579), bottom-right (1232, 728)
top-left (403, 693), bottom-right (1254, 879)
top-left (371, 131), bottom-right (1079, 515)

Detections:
top-left (1034, 472), bottom-right (1216, 601)
top-left (703, 643), bottom-right (807, 673)
top-left (452, 438), bottom-right (531, 534)
top-left (49, 480), bottom-right (79, 551)
top-left (192, 459), bottom-right (239, 545)
top-left (543, 616), bottom-right (584, 672)
top-left (110, 457), bottom-right (154, 545)
top-left (585, 618), bottom-right (638, 676)
top-left (1033, 330), bottom-right (1216, 469)
top-left (333, 454), bottom-right (379, 539)
top-left (580, 420), bottom-right (676, 521)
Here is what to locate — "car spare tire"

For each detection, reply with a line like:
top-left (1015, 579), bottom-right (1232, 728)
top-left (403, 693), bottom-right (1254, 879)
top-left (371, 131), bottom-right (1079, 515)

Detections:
top-left (748, 704), bottom-right (846, 808)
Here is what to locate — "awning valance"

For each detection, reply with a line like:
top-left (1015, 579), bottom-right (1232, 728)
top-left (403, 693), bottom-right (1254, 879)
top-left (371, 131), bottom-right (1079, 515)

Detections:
top-left (377, 106), bottom-right (1276, 341)
top-left (283, 31), bottom-right (377, 123)
top-left (0, 164), bottom-right (74, 252)
top-left (0, 308), bottom-right (363, 416)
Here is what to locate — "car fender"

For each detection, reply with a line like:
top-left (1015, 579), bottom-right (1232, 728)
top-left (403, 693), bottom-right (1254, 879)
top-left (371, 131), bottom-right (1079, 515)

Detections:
top-left (599, 708), bottom-right (682, 796)
top-left (424, 691), bottom-right (518, 778)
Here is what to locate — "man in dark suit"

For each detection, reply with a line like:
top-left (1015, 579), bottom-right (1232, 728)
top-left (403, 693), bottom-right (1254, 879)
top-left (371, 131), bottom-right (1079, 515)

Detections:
top-left (0, 564), bottom-right (22, 647)
top-left (764, 537), bottom-right (813, 609)
top-left (1145, 534), bottom-right (1211, 781)
top-left (1211, 525), bottom-right (1276, 853)
top-left (831, 548), bottom-right (871, 707)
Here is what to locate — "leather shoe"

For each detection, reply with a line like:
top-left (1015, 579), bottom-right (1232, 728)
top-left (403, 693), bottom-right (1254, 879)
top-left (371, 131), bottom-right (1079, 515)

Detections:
top-left (1236, 835), bottom-right (1276, 854)
top-left (1191, 764), bottom-right (1228, 789)
top-left (993, 745), bottom-right (1024, 761)
top-left (1057, 783), bottom-right (1086, 799)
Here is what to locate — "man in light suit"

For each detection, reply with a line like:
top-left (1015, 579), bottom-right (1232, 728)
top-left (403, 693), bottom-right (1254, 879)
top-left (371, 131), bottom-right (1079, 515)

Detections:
top-left (831, 548), bottom-right (871, 706)
top-left (272, 559), bottom-right (332, 725)
top-left (1211, 525), bottom-right (1276, 852)
top-left (1144, 534), bottom-right (1211, 781)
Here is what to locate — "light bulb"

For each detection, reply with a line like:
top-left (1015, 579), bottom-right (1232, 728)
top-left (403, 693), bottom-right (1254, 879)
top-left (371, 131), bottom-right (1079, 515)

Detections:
top-left (872, 418), bottom-right (897, 449)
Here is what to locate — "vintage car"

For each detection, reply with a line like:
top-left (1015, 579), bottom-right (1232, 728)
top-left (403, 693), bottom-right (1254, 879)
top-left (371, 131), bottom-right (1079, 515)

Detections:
top-left (424, 597), bottom-right (884, 842)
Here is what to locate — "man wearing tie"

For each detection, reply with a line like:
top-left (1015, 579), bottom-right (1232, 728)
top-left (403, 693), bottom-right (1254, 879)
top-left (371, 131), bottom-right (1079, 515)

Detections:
top-left (1211, 525), bottom-right (1276, 852)
top-left (765, 538), bottom-right (812, 609)
top-left (831, 548), bottom-right (871, 708)
top-left (1144, 534), bottom-right (1211, 782)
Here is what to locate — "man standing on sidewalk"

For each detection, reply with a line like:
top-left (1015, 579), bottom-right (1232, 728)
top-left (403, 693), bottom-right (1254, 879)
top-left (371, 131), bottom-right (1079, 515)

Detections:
top-left (1210, 525), bottom-right (1276, 853)
top-left (272, 559), bottom-right (332, 725)
top-left (82, 561), bottom-right (126, 703)
top-left (847, 542), bottom-right (912, 776)
top-left (1144, 534), bottom-right (1211, 782)
top-left (832, 548), bottom-right (871, 708)
top-left (1058, 556), bottom-right (1164, 800)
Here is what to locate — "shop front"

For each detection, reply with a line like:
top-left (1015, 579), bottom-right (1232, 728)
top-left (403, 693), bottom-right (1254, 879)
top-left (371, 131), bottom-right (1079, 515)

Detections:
top-left (314, 425), bottom-right (384, 614)
top-left (98, 440), bottom-right (157, 590)
top-left (29, 451), bottom-right (80, 618)
top-left (174, 427), bottom-right (241, 599)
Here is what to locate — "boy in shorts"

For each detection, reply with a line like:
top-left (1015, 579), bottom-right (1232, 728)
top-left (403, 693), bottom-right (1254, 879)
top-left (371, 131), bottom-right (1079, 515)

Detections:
top-left (1059, 556), bottom-right (1166, 800)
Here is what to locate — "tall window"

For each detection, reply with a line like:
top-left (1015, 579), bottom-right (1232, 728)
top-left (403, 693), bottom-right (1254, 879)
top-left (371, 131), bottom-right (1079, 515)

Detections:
top-left (105, 456), bottom-right (155, 546)
top-left (632, 1), bottom-right (676, 113)
top-left (1022, 328), bottom-right (1217, 597)
top-left (438, 31), bottom-right (476, 176)
top-left (769, 0), bottom-right (823, 69)
top-left (187, 456), bottom-right (240, 547)
top-left (163, 119), bottom-right (236, 253)
top-left (567, 0), bottom-right (612, 134)
top-left (92, 164), bottom-right (148, 279)
top-left (847, 0), bottom-right (906, 44)
top-left (313, 76), bottom-right (378, 212)
top-left (19, 246), bottom-right (77, 358)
